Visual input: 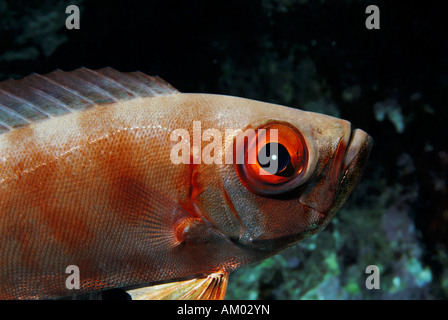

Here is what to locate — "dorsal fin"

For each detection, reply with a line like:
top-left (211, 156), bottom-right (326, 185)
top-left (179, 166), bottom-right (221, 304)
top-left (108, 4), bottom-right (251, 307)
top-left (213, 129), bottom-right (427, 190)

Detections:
top-left (0, 67), bottom-right (180, 134)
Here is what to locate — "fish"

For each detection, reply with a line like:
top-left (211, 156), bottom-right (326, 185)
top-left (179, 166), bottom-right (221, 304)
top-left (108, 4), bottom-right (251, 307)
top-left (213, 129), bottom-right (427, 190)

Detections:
top-left (0, 68), bottom-right (373, 299)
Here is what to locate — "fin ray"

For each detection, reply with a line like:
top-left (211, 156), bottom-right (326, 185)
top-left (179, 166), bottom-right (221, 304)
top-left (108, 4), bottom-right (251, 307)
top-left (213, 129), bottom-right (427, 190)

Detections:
top-left (118, 179), bottom-right (192, 249)
top-left (126, 272), bottom-right (229, 300)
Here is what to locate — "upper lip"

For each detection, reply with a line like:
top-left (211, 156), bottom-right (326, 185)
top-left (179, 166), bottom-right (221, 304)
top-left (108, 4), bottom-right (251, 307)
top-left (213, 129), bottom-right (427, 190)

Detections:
top-left (342, 128), bottom-right (373, 172)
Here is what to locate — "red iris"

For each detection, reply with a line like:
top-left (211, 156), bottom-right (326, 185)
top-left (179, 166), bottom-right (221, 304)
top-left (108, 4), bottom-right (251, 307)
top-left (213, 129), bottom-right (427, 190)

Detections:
top-left (235, 122), bottom-right (309, 196)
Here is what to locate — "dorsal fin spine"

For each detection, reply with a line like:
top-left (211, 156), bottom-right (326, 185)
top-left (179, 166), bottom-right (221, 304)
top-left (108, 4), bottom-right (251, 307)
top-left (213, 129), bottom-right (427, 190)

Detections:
top-left (28, 86), bottom-right (73, 111)
top-left (36, 74), bottom-right (95, 105)
top-left (0, 118), bottom-right (13, 130)
top-left (64, 71), bottom-right (118, 102)
top-left (0, 103), bottom-right (31, 125)
top-left (85, 68), bottom-right (139, 97)
top-left (0, 88), bottom-right (54, 119)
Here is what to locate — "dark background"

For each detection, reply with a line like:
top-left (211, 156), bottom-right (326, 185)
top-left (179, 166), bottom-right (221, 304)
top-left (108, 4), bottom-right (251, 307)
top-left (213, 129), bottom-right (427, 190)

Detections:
top-left (0, 0), bottom-right (446, 299)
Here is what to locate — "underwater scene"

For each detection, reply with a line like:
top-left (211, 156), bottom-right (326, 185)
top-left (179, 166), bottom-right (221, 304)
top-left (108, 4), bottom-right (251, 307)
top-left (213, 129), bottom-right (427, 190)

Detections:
top-left (0, 0), bottom-right (446, 300)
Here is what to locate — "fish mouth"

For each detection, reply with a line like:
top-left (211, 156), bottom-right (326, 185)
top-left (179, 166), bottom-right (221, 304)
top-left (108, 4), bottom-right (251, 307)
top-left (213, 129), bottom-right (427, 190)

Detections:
top-left (334, 127), bottom-right (373, 208)
top-left (342, 128), bottom-right (373, 175)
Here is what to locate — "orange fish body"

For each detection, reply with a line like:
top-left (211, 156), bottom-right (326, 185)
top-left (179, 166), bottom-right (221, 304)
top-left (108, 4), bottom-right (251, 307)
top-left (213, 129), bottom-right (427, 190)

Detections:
top-left (0, 68), bottom-right (372, 299)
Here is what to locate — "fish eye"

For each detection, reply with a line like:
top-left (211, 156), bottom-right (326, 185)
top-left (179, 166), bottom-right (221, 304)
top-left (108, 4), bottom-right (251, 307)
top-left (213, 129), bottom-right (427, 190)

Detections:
top-left (235, 121), bottom-right (309, 196)
top-left (257, 142), bottom-right (293, 177)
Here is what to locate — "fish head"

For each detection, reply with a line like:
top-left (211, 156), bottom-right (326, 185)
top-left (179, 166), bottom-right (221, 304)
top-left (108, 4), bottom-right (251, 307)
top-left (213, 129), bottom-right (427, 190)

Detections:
top-left (189, 95), bottom-right (373, 253)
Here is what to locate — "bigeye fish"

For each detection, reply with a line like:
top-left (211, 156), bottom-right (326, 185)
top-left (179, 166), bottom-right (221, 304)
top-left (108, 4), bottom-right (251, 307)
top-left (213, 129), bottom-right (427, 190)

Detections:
top-left (0, 68), bottom-right (372, 299)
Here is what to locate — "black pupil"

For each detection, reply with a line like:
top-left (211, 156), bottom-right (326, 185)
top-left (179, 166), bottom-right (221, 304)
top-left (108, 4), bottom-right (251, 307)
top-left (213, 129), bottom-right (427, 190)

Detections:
top-left (257, 142), bottom-right (292, 176)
